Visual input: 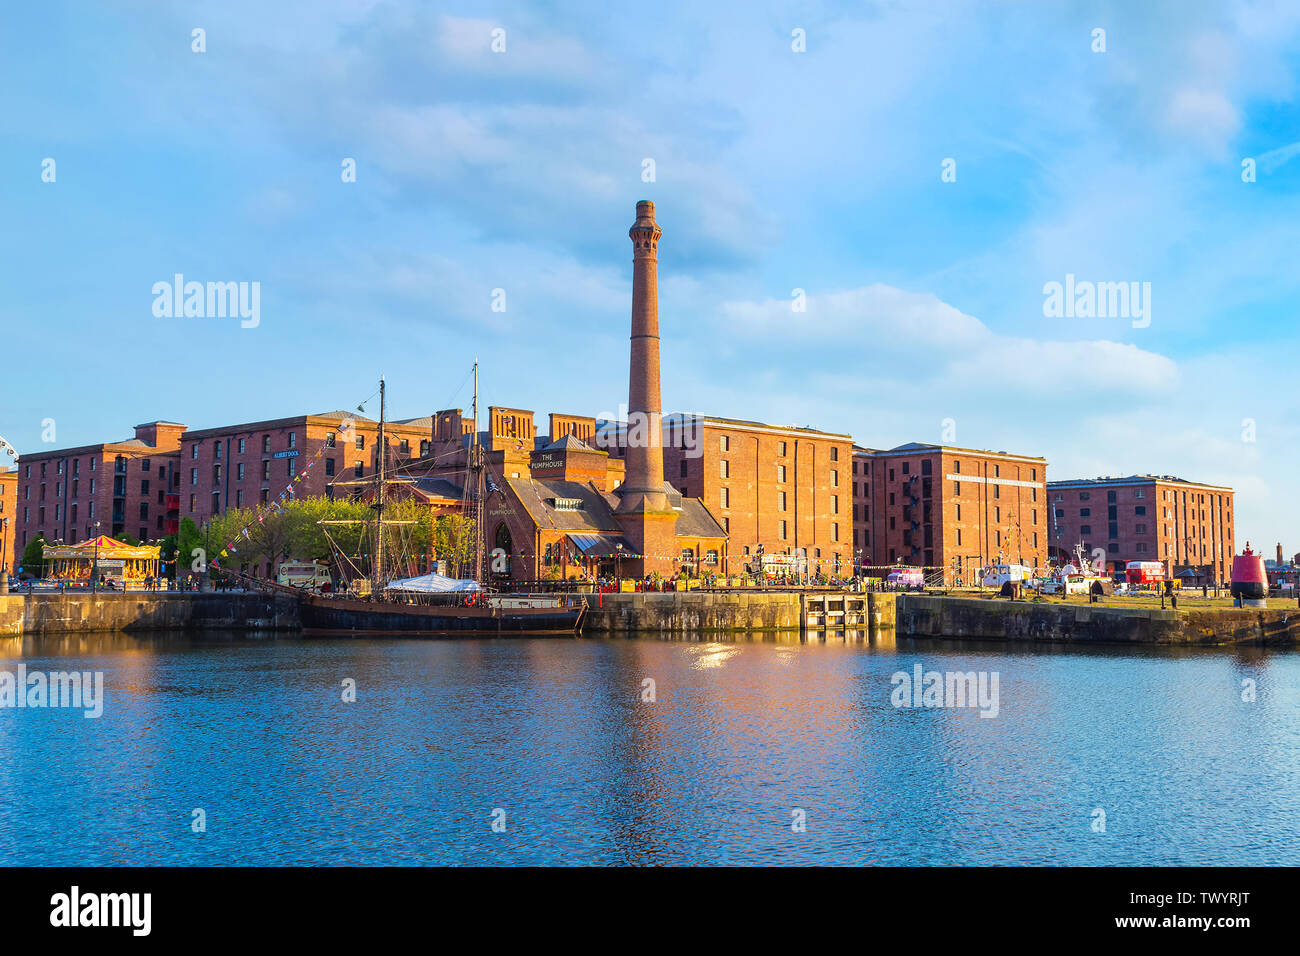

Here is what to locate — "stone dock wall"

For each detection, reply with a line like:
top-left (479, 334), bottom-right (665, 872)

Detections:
top-left (894, 594), bottom-right (1300, 646)
top-left (3, 592), bottom-right (300, 636)
top-left (3, 590), bottom-right (1297, 645)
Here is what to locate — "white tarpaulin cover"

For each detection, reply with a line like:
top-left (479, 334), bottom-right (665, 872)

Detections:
top-left (385, 572), bottom-right (483, 592)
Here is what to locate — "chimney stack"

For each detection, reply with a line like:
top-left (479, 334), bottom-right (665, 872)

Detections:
top-left (615, 200), bottom-right (678, 571)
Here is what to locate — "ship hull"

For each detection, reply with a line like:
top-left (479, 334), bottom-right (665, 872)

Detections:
top-left (300, 594), bottom-right (586, 637)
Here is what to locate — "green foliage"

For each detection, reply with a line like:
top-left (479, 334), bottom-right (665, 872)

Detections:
top-left (21, 534), bottom-right (45, 577)
top-left (199, 496), bottom-right (476, 580)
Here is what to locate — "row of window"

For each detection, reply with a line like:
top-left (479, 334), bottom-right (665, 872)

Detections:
top-left (718, 436), bottom-right (841, 461)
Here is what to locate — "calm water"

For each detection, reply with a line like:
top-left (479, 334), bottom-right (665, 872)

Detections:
top-left (1, 631), bottom-right (1297, 866)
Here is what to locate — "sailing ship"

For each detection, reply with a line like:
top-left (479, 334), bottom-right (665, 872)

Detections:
top-left (298, 369), bottom-right (587, 636)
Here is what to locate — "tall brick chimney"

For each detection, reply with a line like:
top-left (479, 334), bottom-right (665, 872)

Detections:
top-left (615, 200), bottom-right (678, 572)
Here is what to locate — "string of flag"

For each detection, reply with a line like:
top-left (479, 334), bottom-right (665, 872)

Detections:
top-left (209, 445), bottom-right (325, 571)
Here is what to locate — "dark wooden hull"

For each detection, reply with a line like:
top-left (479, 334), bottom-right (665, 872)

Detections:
top-left (299, 594), bottom-right (585, 637)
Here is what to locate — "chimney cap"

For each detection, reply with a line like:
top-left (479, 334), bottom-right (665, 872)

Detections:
top-left (636, 199), bottom-right (655, 217)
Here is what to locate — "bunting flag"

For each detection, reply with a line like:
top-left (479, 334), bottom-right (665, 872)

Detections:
top-left (210, 446), bottom-right (322, 570)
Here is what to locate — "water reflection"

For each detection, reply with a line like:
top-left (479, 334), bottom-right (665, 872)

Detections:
top-left (1, 631), bottom-right (1297, 865)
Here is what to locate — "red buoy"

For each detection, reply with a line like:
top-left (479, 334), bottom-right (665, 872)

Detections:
top-left (1231, 542), bottom-right (1267, 600)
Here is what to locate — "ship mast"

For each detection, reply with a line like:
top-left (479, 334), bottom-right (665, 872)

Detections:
top-left (375, 375), bottom-right (386, 594)
top-left (470, 362), bottom-right (484, 585)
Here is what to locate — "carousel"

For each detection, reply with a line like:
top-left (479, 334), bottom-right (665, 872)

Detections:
top-left (42, 536), bottom-right (162, 590)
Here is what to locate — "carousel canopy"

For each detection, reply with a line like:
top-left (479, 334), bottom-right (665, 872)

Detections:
top-left (43, 535), bottom-right (160, 561)
top-left (384, 572), bottom-right (482, 593)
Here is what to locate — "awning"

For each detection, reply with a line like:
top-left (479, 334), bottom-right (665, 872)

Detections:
top-left (567, 533), bottom-right (637, 558)
top-left (385, 572), bottom-right (482, 592)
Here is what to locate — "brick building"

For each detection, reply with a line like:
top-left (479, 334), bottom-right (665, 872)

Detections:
top-left (12, 422), bottom-right (186, 553)
top-left (422, 405), bottom-right (724, 583)
top-left (853, 443), bottom-right (1049, 582)
top-left (179, 411), bottom-right (432, 528)
top-left (1047, 475), bottom-right (1235, 581)
top-left (1, 467), bottom-right (16, 574)
top-left (628, 414), bottom-right (854, 578)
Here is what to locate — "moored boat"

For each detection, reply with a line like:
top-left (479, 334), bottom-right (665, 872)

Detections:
top-left (298, 369), bottom-right (587, 637)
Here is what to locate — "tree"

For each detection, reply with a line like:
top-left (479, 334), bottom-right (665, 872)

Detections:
top-left (20, 535), bottom-right (45, 578)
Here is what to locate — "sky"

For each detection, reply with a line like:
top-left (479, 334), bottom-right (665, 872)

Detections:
top-left (2, 0), bottom-right (1299, 549)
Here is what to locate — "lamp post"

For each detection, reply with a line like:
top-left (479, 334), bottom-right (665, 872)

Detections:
top-left (615, 542), bottom-right (623, 587)
top-left (92, 520), bottom-right (101, 593)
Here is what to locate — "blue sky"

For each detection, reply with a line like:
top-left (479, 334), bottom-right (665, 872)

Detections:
top-left (3, 0), bottom-right (1299, 548)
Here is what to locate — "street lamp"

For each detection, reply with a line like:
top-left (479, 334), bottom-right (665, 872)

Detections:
top-left (615, 542), bottom-right (623, 586)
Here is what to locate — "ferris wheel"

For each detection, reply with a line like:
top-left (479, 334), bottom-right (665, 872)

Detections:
top-left (0, 432), bottom-right (18, 466)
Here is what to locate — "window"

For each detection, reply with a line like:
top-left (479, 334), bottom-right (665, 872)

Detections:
top-left (1135, 506), bottom-right (1146, 516)
top-left (778, 491), bottom-right (787, 512)
top-left (289, 432), bottom-right (297, 449)
top-left (720, 487), bottom-right (729, 509)
top-left (262, 461), bottom-right (271, 480)
top-left (189, 494), bottom-right (196, 512)
top-left (956, 529), bottom-right (962, 546)
top-left (262, 435), bottom-right (272, 454)
top-left (831, 469), bottom-right (838, 487)
top-left (1080, 508), bottom-right (1090, 517)
top-left (141, 480), bottom-right (149, 495)
top-left (141, 459), bottom-right (150, 472)
top-left (237, 463), bottom-right (245, 480)
top-left (1135, 488), bottom-right (1145, 499)
top-left (830, 447), bottom-right (839, 461)
top-left (354, 460), bottom-right (364, 478)
top-left (190, 468), bottom-right (198, 486)
top-left (706, 549), bottom-right (719, 565)
top-left (778, 441), bottom-right (787, 456)
top-left (776, 464), bottom-right (786, 482)
top-left (288, 458), bottom-right (297, 477)
top-left (1135, 524), bottom-right (1147, 535)
top-left (720, 436), bottom-right (729, 452)
top-left (139, 503), bottom-right (148, 520)
top-left (325, 459), bottom-right (335, 476)
top-left (720, 459), bottom-right (730, 479)
top-left (191, 444), bottom-right (199, 460)
top-left (238, 438), bottom-right (246, 454)
top-left (778, 520), bottom-right (787, 540)
top-left (955, 504), bottom-right (961, 521)
top-left (954, 460), bottom-right (961, 473)
top-left (215, 443), bottom-right (222, 460)
top-left (831, 495), bottom-right (839, 514)
top-left (902, 462), bottom-right (910, 475)
top-left (211, 492), bottom-right (220, 513)
top-left (355, 434), bottom-right (365, 450)
top-left (1080, 524), bottom-right (1092, 535)
top-left (954, 481), bottom-right (960, 495)
top-left (832, 523), bottom-right (839, 542)
top-left (679, 459), bottom-right (688, 478)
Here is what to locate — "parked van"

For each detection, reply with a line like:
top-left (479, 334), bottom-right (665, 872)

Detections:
top-left (277, 561), bottom-right (332, 590)
top-left (980, 564), bottom-right (1033, 589)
